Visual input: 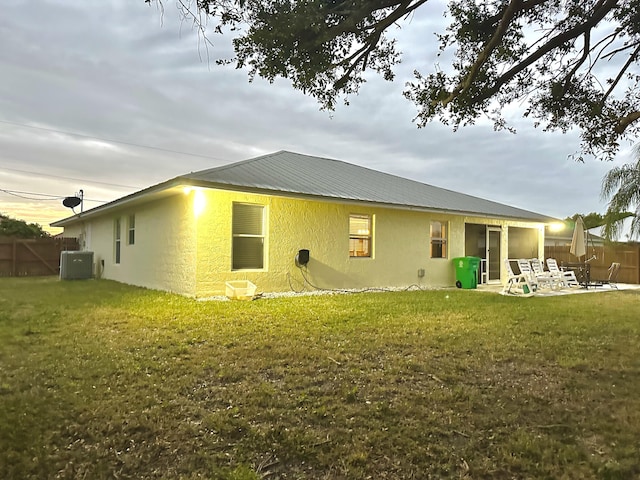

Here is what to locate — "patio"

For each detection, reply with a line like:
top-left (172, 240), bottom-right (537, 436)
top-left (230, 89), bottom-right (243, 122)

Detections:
top-left (477, 282), bottom-right (640, 297)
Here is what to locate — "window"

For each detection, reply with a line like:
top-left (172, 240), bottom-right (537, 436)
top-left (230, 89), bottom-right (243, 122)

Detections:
top-left (349, 214), bottom-right (372, 257)
top-left (128, 214), bottom-right (135, 245)
top-left (114, 218), bottom-right (121, 264)
top-left (232, 203), bottom-right (265, 270)
top-left (430, 221), bottom-right (447, 258)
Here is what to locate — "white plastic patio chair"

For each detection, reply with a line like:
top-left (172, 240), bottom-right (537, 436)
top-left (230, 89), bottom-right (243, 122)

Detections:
top-left (502, 259), bottom-right (535, 297)
top-left (517, 258), bottom-right (558, 290)
top-left (529, 258), bottom-right (564, 289)
top-left (546, 258), bottom-right (580, 288)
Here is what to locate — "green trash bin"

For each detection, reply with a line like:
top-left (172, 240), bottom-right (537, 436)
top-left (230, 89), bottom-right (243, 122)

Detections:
top-left (453, 256), bottom-right (481, 289)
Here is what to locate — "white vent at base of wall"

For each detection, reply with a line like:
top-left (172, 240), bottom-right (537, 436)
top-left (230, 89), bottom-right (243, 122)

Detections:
top-left (60, 251), bottom-right (94, 280)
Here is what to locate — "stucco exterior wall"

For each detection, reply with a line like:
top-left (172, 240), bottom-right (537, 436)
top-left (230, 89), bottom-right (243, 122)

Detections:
top-left (64, 194), bottom-right (197, 296)
top-left (192, 189), bottom-right (512, 297)
top-left (61, 188), bottom-right (546, 297)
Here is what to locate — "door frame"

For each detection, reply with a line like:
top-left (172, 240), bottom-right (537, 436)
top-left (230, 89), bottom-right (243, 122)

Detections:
top-left (486, 227), bottom-right (502, 284)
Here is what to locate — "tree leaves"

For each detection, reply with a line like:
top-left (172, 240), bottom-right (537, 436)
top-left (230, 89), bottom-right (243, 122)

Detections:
top-left (159, 0), bottom-right (640, 161)
top-left (601, 143), bottom-right (640, 240)
top-left (0, 214), bottom-right (50, 239)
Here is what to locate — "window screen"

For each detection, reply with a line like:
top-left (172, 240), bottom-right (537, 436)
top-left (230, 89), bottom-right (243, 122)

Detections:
top-left (114, 218), bottom-right (121, 264)
top-left (128, 214), bottom-right (135, 245)
top-left (232, 203), bottom-right (265, 269)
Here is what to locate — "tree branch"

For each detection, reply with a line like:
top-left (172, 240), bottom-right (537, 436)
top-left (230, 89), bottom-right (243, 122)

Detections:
top-left (324, 0), bottom-right (420, 38)
top-left (477, 0), bottom-right (549, 32)
top-left (457, 0), bottom-right (618, 105)
top-left (585, 29), bottom-right (621, 77)
top-left (332, 0), bottom-right (429, 88)
top-left (562, 30), bottom-right (591, 90)
top-left (602, 43), bottom-right (640, 104)
top-left (441, 0), bottom-right (525, 105)
top-left (615, 111), bottom-right (640, 134)
top-left (601, 40), bottom-right (640, 60)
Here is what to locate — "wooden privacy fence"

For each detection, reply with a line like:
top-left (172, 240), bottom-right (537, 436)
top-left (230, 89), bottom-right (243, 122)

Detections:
top-left (544, 244), bottom-right (640, 284)
top-left (0, 237), bottom-right (79, 277)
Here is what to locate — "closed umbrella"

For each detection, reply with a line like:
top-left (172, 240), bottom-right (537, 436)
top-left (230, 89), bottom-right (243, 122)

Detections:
top-left (570, 216), bottom-right (586, 260)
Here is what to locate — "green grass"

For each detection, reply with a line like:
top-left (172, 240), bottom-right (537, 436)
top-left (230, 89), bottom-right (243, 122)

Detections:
top-left (1, 277), bottom-right (639, 479)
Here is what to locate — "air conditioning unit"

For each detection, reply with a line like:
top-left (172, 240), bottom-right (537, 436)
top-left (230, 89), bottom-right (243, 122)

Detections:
top-left (60, 251), bottom-right (94, 280)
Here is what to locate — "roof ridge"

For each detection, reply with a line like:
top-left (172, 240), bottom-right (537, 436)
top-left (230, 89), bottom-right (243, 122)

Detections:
top-left (185, 150), bottom-right (551, 219)
top-left (188, 150), bottom-right (290, 177)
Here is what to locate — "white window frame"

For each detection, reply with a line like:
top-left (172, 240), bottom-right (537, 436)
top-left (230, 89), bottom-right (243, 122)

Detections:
top-left (127, 214), bottom-right (135, 245)
top-left (430, 220), bottom-right (448, 259)
top-left (114, 218), bottom-right (121, 264)
top-left (349, 214), bottom-right (372, 258)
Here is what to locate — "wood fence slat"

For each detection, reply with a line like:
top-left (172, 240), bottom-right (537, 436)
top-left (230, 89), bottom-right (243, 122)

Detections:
top-left (12, 239), bottom-right (17, 276)
top-left (0, 237), bottom-right (79, 277)
top-left (544, 244), bottom-right (640, 284)
top-left (20, 241), bottom-right (58, 274)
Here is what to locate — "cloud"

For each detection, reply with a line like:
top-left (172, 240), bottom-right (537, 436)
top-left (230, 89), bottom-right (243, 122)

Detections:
top-left (0, 0), bottom-right (632, 235)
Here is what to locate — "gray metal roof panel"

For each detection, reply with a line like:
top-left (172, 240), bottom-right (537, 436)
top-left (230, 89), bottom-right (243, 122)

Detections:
top-left (184, 151), bottom-right (555, 222)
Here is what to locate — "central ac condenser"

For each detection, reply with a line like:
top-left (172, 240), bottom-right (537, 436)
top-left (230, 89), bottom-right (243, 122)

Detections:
top-left (60, 251), bottom-right (94, 280)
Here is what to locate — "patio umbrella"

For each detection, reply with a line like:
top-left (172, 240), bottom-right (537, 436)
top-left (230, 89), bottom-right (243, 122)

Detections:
top-left (570, 216), bottom-right (587, 260)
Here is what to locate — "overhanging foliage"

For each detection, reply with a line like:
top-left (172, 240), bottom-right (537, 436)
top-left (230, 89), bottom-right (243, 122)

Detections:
top-left (151, 0), bottom-right (640, 161)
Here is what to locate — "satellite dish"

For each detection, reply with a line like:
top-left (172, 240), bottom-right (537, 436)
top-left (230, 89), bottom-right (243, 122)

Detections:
top-left (63, 196), bottom-right (82, 208)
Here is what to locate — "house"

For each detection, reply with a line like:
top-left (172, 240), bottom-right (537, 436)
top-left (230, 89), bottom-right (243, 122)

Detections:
top-left (52, 151), bottom-right (558, 297)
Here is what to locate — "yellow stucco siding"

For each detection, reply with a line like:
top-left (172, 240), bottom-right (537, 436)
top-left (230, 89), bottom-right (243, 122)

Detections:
top-left (192, 188), bottom-right (469, 297)
top-left (60, 188), bottom-right (546, 296)
top-left (64, 194), bottom-right (197, 296)
top-left (120, 195), bottom-right (197, 295)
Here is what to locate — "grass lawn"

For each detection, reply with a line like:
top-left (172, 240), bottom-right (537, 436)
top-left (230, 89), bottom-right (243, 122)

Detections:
top-left (1, 277), bottom-right (639, 479)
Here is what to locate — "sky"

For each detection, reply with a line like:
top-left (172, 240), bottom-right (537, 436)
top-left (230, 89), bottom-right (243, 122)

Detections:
top-left (0, 0), bottom-right (636, 236)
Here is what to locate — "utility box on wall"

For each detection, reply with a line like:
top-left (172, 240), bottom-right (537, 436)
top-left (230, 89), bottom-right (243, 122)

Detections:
top-left (60, 251), bottom-right (94, 280)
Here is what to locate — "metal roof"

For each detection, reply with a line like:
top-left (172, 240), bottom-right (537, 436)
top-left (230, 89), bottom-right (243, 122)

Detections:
top-left (52, 150), bottom-right (557, 226)
top-left (182, 150), bottom-right (556, 222)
